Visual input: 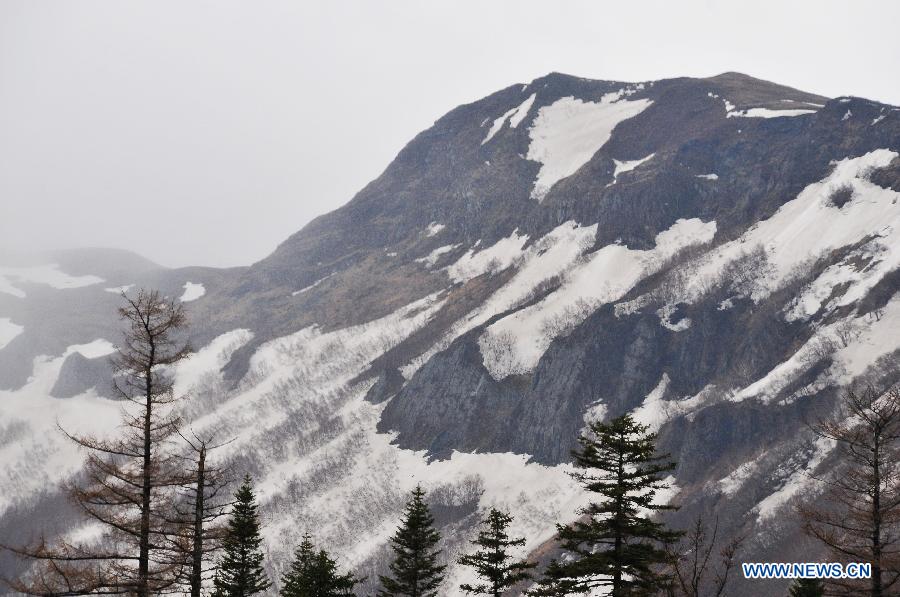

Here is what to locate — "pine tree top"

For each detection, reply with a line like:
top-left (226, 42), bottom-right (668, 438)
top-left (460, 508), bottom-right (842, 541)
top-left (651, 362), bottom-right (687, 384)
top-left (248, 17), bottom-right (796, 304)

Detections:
top-left (378, 485), bottom-right (446, 597)
top-left (458, 508), bottom-right (534, 596)
top-left (214, 475), bottom-right (271, 596)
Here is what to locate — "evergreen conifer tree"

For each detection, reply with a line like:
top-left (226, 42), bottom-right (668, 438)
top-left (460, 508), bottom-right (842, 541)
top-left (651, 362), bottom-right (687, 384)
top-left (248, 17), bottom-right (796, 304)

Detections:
top-left (458, 508), bottom-right (535, 596)
top-left (378, 485), bottom-right (446, 597)
top-left (281, 533), bottom-right (359, 597)
top-left (788, 577), bottom-right (825, 597)
top-left (213, 475), bottom-right (271, 596)
top-left (530, 414), bottom-right (681, 596)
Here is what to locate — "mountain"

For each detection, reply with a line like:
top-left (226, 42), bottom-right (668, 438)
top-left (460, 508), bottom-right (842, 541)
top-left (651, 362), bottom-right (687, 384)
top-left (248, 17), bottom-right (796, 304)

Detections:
top-left (1, 71), bottom-right (898, 595)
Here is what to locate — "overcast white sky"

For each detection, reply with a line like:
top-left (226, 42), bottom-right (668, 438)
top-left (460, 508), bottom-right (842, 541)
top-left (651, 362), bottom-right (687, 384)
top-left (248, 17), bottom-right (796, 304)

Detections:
top-left (2, 1), bottom-right (898, 268)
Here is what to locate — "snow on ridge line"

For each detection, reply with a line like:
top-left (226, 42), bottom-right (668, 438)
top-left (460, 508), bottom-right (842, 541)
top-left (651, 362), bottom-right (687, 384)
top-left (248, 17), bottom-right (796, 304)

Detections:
top-left (0, 264), bottom-right (104, 298)
top-left (0, 318), bottom-right (24, 351)
top-left (527, 94), bottom-right (653, 201)
top-left (481, 93), bottom-right (537, 145)
top-left (480, 218), bottom-right (717, 380)
top-left (179, 281), bottom-right (205, 302)
top-left (708, 91), bottom-right (819, 119)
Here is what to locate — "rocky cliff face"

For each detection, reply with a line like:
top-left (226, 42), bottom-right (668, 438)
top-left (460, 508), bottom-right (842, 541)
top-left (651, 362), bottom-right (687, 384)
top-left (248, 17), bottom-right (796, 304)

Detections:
top-left (1, 72), bottom-right (898, 595)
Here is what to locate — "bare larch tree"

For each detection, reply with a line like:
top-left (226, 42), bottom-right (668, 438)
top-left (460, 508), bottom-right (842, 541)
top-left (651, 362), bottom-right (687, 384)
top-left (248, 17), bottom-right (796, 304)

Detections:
top-left (4, 289), bottom-right (191, 595)
top-left (799, 384), bottom-right (900, 597)
top-left (168, 430), bottom-right (233, 597)
top-left (662, 516), bottom-right (744, 597)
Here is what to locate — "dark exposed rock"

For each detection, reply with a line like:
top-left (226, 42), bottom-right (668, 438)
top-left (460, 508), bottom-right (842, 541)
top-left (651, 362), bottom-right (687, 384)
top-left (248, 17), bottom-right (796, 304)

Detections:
top-left (50, 352), bottom-right (115, 399)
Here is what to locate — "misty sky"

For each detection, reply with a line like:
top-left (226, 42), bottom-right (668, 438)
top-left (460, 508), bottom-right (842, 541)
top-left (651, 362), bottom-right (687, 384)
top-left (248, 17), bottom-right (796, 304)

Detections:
top-left (2, 1), bottom-right (898, 268)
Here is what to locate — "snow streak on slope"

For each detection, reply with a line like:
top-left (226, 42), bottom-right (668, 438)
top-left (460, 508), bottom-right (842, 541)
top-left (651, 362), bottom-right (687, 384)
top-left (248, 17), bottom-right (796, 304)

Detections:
top-left (609, 153), bottom-right (655, 186)
top-left (480, 218), bottom-right (717, 380)
top-left (481, 93), bottom-right (536, 145)
top-left (707, 91), bottom-right (819, 119)
top-left (754, 437), bottom-right (834, 522)
top-left (416, 244), bottom-right (461, 268)
top-left (0, 317), bottom-right (24, 350)
top-left (446, 229), bottom-right (529, 283)
top-left (292, 273), bottom-right (334, 296)
top-left (0, 264), bottom-right (104, 298)
top-left (633, 379), bottom-right (717, 432)
top-left (527, 94), bottom-right (652, 201)
top-left (730, 107), bottom-right (817, 118)
top-left (401, 221), bottom-right (597, 379)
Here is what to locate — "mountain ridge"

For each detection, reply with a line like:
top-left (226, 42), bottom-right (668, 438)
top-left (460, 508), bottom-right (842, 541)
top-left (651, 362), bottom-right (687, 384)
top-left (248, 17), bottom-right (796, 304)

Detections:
top-left (1, 71), bottom-right (898, 595)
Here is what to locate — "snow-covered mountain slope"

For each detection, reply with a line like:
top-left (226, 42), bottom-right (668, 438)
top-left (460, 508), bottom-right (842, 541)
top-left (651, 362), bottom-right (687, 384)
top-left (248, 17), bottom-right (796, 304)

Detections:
top-left (1, 71), bottom-right (899, 595)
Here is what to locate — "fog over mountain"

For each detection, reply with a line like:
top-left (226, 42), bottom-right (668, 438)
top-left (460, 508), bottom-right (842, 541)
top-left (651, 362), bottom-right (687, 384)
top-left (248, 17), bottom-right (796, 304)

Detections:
top-left (2, 1), bottom-right (899, 267)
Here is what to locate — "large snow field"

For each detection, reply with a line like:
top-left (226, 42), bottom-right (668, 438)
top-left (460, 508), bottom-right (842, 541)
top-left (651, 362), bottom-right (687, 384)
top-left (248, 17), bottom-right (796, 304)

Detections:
top-left (0, 289), bottom-right (600, 593)
top-left (0, 339), bottom-right (119, 515)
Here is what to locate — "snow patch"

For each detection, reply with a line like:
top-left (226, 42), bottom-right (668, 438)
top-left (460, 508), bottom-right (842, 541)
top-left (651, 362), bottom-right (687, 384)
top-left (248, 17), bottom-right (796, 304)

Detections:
top-left (174, 329), bottom-right (253, 398)
top-left (104, 284), bottom-right (134, 294)
top-left (424, 222), bottom-right (446, 237)
top-left (718, 458), bottom-right (761, 497)
top-left (415, 244), bottom-right (461, 268)
top-left (481, 93), bottom-right (536, 145)
top-left (633, 379), bottom-right (715, 432)
top-left (446, 229), bottom-right (529, 283)
top-left (657, 304), bottom-right (691, 331)
top-left (729, 108), bottom-right (817, 118)
top-left (0, 318), bottom-right (24, 351)
top-left (527, 95), bottom-right (653, 201)
top-left (608, 153), bottom-right (654, 186)
top-left (179, 282), bottom-right (205, 302)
